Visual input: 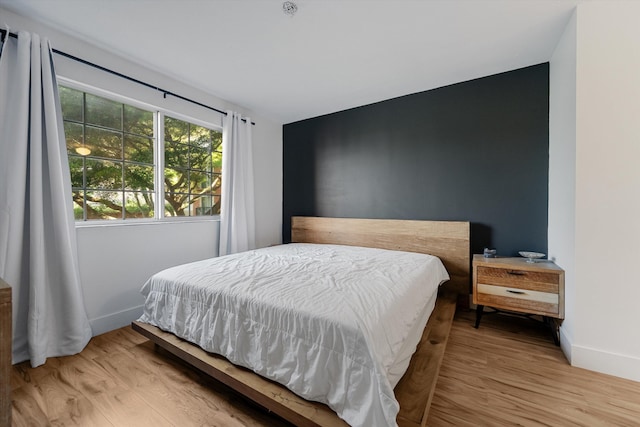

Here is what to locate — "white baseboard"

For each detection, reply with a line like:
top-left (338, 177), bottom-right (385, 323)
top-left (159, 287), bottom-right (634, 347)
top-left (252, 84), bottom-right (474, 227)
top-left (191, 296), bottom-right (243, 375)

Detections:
top-left (89, 305), bottom-right (144, 336)
top-left (570, 343), bottom-right (640, 383)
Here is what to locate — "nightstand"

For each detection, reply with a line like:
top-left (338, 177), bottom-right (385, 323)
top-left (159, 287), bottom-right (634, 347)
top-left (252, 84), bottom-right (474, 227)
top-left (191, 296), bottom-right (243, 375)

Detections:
top-left (472, 254), bottom-right (565, 344)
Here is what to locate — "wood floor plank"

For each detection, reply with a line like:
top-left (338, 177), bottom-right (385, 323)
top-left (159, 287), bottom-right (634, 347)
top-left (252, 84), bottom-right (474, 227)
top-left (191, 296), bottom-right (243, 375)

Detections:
top-left (79, 327), bottom-right (147, 361)
top-left (11, 309), bottom-right (640, 426)
top-left (10, 386), bottom-right (50, 427)
top-left (93, 350), bottom-right (216, 425)
top-left (427, 310), bottom-right (640, 427)
top-left (94, 340), bottom-right (288, 427)
top-left (13, 366), bottom-right (114, 426)
top-left (58, 352), bottom-right (173, 427)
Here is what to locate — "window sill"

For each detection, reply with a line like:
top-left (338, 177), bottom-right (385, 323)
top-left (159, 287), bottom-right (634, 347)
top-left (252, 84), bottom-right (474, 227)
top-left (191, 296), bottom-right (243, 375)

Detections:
top-left (75, 216), bottom-right (220, 229)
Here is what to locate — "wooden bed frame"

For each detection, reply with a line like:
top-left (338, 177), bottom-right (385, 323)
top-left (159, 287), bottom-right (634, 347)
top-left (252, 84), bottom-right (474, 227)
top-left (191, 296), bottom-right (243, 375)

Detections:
top-left (132, 216), bottom-right (470, 427)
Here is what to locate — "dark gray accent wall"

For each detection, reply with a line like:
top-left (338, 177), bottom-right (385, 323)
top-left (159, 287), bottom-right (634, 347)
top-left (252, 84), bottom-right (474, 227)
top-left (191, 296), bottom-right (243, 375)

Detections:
top-left (283, 63), bottom-right (549, 257)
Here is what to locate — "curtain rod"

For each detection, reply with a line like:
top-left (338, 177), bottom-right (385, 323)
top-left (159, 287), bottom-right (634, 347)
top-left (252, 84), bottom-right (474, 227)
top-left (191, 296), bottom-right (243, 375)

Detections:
top-left (0, 29), bottom-right (255, 125)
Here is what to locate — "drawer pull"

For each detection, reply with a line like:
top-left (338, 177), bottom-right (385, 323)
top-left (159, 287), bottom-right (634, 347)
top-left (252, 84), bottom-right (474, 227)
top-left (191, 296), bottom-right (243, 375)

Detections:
top-left (506, 289), bottom-right (526, 295)
top-left (507, 270), bottom-right (527, 276)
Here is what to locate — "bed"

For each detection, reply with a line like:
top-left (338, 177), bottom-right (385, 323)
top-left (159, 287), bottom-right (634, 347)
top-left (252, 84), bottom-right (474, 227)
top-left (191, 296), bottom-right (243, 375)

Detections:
top-left (132, 216), bottom-right (470, 427)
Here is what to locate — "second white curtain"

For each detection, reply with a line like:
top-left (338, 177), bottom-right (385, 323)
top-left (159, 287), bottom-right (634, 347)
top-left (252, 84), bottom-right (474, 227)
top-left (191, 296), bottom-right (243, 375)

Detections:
top-left (219, 111), bottom-right (255, 256)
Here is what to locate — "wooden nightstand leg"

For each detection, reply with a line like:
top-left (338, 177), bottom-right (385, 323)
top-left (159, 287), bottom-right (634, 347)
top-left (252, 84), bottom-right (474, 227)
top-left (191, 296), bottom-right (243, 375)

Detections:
top-left (474, 305), bottom-right (484, 329)
top-left (544, 316), bottom-right (560, 346)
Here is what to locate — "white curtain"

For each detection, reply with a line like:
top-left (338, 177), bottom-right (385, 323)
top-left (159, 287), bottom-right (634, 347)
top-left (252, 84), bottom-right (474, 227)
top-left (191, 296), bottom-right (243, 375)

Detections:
top-left (219, 111), bottom-right (255, 256)
top-left (0, 31), bottom-right (92, 367)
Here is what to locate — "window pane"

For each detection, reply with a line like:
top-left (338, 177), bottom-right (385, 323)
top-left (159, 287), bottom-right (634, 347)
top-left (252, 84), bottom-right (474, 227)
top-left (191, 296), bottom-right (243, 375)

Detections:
top-left (125, 135), bottom-right (153, 164)
top-left (85, 191), bottom-right (123, 220)
top-left (163, 192), bottom-right (189, 217)
top-left (164, 168), bottom-right (188, 193)
top-left (189, 147), bottom-right (211, 171)
top-left (125, 164), bottom-right (154, 191)
top-left (165, 141), bottom-right (188, 168)
top-left (72, 190), bottom-right (84, 220)
top-left (165, 116), bottom-right (188, 144)
top-left (59, 86), bottom-right (83, 122)
top-left (124, 105), bottom-right (153, 137)
top-left (192, 195), bottom-right (212, 216)
top-left (69, 156), bottom-right (84, 189)
top-left (124, 191), bottom-right (154, 219)
top-left (211, 131), bottom-right (222, 152)
top-left (85, 126), bottom-right (123, 159)
top-left (85, 93), bottom-right (122, 130)
top-left (164, 202), bottom-right (176, 217)
top-left (85, 159), bottom-right (122, 190)
top-left (212, 173), bottom-right (221, 196)
top-left (189, 170), bottom-right (211, 193)
top-left (212, 195), bottom-right (221, 215)
top-left (189, 124), bottom-right (211, 149)
top-left (183, 195), bottom-right (195, 217)
top-left (211, 150), bottom-right (222, 172)
top-left (64, 122), bottom-right (84, 155)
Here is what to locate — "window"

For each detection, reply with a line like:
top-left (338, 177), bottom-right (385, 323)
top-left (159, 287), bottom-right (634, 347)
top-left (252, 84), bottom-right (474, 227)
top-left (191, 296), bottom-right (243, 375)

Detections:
top-left (164, 116), bottom-right (222, 217)
top-left (59, 86), bottom-right (222, 221)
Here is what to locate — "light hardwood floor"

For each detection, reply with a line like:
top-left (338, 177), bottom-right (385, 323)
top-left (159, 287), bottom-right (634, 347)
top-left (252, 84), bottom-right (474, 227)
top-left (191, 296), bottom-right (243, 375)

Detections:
top-left (10, 310), bottom-right (640, 426)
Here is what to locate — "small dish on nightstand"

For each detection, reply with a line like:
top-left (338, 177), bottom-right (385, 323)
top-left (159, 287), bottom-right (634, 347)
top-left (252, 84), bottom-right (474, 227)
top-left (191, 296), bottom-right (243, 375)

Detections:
top-left (519, 251), bottom-right (545, 263)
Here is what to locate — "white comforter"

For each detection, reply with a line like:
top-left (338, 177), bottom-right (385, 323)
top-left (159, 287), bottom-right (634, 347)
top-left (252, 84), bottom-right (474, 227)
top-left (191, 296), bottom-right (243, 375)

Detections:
top-left (138, 243), bottom-right (449, 427)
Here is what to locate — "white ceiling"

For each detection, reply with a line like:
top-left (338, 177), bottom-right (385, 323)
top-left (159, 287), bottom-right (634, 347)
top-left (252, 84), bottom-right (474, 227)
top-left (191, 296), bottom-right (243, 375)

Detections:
top-left (0, 0), bottom-right (581, 124)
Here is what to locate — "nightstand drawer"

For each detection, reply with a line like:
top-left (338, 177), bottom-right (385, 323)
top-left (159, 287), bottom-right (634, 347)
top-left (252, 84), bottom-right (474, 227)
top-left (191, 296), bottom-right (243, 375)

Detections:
top-left (476, 283), bottom-right (559, 316)
top-left (476, 265), bottom-right (559, 293)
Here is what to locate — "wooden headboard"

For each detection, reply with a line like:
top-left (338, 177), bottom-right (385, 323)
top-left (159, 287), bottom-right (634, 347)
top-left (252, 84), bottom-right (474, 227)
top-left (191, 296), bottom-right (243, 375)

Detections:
top-left (291, 216), bottom-right (470, 296)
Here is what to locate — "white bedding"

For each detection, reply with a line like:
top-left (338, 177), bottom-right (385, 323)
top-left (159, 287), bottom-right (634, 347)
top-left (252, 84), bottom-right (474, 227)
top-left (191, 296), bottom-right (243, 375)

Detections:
top-left (138, 243), bottom-right (449, 427)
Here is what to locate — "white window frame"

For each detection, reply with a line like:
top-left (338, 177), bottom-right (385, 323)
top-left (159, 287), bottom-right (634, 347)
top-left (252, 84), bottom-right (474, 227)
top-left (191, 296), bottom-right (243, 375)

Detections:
top-left (58, 77), bottom-right (223, 226)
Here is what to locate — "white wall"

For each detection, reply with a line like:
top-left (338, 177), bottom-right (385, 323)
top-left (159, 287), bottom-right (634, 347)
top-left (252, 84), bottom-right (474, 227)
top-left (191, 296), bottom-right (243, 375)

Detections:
top-left (573, 0), bottom-right (640, 381)
top-left (2, 7), bottom-right (283, 335)
top-left (77, 221), bottom-right (219, 334)
top-left (550, 1), bottom-right (640, 382)
top-left (548, 8), bottom-right (577, 362)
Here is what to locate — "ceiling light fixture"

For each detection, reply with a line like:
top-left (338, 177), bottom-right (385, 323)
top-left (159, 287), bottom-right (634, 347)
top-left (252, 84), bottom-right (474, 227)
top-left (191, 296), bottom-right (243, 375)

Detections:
top-left (283, 1), bottom-right (298, 16)
top-left (75, 145), bottom-right (91, 156)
